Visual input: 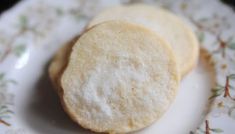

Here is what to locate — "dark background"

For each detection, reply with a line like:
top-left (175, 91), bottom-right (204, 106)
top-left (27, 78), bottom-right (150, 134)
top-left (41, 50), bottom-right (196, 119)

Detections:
top-left (222, 0), bottom-right (235, 8)
top-left (0, 0), bottom-right (20, 13)
top-left (0, 0), bottom-right (235, 14)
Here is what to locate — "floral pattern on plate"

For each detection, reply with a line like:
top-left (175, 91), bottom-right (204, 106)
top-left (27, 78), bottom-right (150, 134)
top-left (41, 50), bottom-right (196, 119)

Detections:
top-left (0, 0), bottom-right (235, 133)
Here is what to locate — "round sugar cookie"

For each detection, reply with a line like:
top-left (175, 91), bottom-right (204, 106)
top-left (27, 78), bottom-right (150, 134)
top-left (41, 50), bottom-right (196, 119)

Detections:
top-left (88, 4), bottom-right (199, 77)
top-left (60, 21), bottom-right (180, 133)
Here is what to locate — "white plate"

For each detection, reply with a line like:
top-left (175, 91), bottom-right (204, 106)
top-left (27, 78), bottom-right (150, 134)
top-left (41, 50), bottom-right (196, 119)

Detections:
top-left (0, 0), bottom-right (235, 134)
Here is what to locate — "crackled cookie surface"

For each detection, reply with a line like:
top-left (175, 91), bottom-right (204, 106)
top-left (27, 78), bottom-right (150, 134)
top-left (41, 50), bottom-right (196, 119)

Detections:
top-left (61, 21), bottom-right (179, 133)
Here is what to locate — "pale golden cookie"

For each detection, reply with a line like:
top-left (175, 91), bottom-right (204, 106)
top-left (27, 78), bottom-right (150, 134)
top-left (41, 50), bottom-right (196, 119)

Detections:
top-left (60, 21), bottom-right (180, 133)
top-left (88, 4), bottom-right (199, 77)
top-left (49, 37), bottom-right (77, 94)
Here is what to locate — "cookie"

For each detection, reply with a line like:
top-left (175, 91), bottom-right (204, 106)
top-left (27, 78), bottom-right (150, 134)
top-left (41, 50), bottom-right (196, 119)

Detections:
top-left (60, 21), bottom-right (180, 133)
top-left (88, 4), bottom-right (199, 77)
top-left (48, 37), bottom-right (77, 94)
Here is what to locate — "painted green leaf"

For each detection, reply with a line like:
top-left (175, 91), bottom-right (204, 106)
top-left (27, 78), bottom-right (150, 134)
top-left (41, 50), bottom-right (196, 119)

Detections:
top-left (213, 84), bottom-right (225, 89)
top-left (211, 87), bottom-right (223, 92)
top-left (218, 89), bottom-right (224, 94)
top-left (199, 18), bottom-right (208, 22)
top-left (209, 93), bottom-right (220, 100)
top-left (19, 15), bottom-right (28, 29)
top-left (75, 14), bottom-right (87, 20)
top-left (228, 107), bottom-right (235, 118)
top-left (198, 128), bottom-right (205, 133)
top-left (0, 109), bottom-right (14, 115)
top-left (180, 2), bottom-right (188, 10)
top-left (56, 8), bottom-right (63, 16)
top-left (228, 42), bottom-right (235, 50)
top-left (6, 79), bottom-right (17, 85)
top-left (228, 74), bottom-right (235, 79)
top-left (0, 73), bottom-right (5, 81)
top-left (197, 32), bottom-right (205, 43)
top-left (229, 85), bottom-right (235, 90)
top-left (13, 45), bottom-right (26, 57)
top-left (69, 10), bottom-right (87, 20)
top-left (211, 85), bottom-right (224, 96)
top-left (210, 128), bottom-right (224, 133)
top-left (0, 105), bottom-right (8, 110)
top-left (0, 115), bottom-right (10, 119)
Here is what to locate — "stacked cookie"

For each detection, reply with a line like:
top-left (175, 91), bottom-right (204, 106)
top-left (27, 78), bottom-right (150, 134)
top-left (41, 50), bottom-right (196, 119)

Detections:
top-left (49, 4), bottom-right (199, 134)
